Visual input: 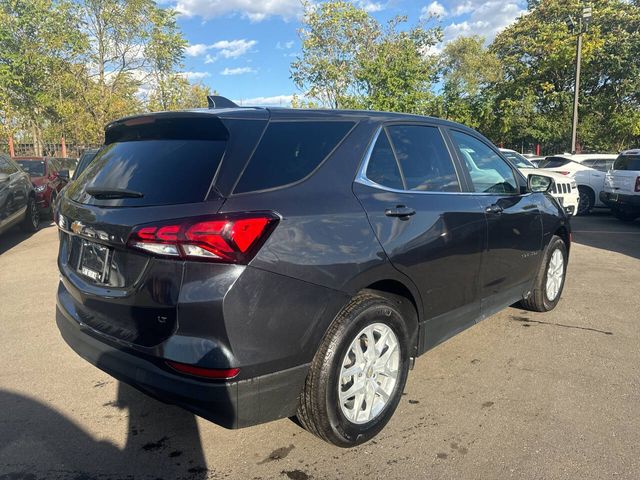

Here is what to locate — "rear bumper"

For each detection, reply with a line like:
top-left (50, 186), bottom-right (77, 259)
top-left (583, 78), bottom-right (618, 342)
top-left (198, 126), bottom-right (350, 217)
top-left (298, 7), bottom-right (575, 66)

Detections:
top-left (56, 303), bottom-right (309, 428)
top-left (600, 191), bottom-right (640, 209)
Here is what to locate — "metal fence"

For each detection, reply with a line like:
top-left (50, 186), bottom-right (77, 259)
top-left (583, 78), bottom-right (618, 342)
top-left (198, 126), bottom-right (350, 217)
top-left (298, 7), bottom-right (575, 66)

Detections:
top-left (0, 141), bottom-right (101, 159)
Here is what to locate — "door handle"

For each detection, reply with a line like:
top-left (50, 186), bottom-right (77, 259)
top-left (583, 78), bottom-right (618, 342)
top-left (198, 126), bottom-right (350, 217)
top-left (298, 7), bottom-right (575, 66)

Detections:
top-left (384, 205), bottom-right (416, 218)
top-left (485, 204), bottom-right (504, 214)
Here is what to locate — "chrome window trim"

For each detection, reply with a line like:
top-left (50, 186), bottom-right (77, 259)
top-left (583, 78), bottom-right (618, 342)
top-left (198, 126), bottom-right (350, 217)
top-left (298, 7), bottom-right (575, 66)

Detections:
top-left (354, 124), bottom-right (527, 196)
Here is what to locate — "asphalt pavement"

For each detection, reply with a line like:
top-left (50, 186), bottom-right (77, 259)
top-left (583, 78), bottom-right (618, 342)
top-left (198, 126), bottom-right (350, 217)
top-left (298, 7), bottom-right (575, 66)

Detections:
top-left (0, 211), bottom-right (638, 480)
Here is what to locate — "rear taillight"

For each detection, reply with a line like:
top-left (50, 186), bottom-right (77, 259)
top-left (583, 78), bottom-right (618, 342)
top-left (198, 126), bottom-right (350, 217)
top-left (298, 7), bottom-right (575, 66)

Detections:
top-left (166, 360), bottom-right (240, 380)
top-left (128, 212), bottom-right (279, 263)
top-left (635, 176), bottom-right (640, 192)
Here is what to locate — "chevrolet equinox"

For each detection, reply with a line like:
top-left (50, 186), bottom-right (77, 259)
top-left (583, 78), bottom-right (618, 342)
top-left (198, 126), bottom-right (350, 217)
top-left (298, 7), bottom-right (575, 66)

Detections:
top-left (56, 97), bottom-right (570, 447)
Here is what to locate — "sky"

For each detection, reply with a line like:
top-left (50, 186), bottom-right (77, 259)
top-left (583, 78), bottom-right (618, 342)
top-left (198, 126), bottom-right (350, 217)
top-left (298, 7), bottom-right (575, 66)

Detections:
top-left (167, 0), bottom-right (528, 106)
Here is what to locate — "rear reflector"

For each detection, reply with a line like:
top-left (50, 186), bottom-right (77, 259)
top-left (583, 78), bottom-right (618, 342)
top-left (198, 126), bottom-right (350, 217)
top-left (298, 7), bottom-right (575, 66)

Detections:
top-left (166, 360), bottom-right (240, 380)
top-left (128, 212), bottom-right (279, 264)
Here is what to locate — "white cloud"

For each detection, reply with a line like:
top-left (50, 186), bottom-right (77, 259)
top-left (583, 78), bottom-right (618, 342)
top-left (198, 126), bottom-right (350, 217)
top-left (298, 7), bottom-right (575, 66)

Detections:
top-left (357, 1), bottom-right (385, 12)
top-left (233, 95), bottom-right (294, 106)
top-left (181, 71), bottom-right (211, 81)
top-left (175, 0), bottom-right (302, 21)
top-left (220, 66), bottom-right (257, 76)
top-left (442, 1), bottom-right (526, 43)
top-left (421, 1), bottom-right (447, 19)
top-left (276, 41), bottom-right (295, 50)
top-left (184, 39), bottom-right (257, 64)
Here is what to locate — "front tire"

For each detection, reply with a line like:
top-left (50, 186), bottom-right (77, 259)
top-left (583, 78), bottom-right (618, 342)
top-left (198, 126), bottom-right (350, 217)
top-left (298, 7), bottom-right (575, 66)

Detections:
top-left (20, 196), bottom-right (40, 233)
top-left (577, 186), bottom-right (594, 215)
top-left (519, 235), bottom-right (567, 312)
top-left (297, 291), bottom-right (411, 447)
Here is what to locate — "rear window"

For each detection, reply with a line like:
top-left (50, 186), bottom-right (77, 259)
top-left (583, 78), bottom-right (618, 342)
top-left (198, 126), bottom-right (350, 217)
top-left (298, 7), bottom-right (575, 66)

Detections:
top-left (16, 160), bottom-right (45, 177)
top-left (538, 157), bottom-right (571, 168)
top-left (614, 155), bottom-right (640, 171)
top-left (68, 116), bottom-right (228, 207)
top-left (233, 121), bottom-right (354, 194)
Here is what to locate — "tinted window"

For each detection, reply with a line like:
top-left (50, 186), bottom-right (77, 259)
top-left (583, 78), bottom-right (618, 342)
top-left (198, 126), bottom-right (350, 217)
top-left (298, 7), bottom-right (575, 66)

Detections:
top-left (386, 125), bottom-right (460, 192)
top-left (366, 131), bottom-right (403, 190)
top-left (73, 150), bottom-right (99, 180)
top-left (16, 160), bottom-right (45, 177)
top-left (234, 121), bottom-right (354, 193)
top-left (614, 155), bottom-right (640, 171)
top-left (68, 140), bottom-right (226, 206)
top-left (451, 131), bottom-right (518, 194)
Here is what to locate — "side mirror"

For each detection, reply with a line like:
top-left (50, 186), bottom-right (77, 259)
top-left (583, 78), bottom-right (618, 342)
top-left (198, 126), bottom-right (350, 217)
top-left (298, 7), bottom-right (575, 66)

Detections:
top-left (528, 174), bottom-right (553, 193)
top-left (59, 169), bottom-right (70, 181)
top-left (0, 173), bottom-right (9, 183)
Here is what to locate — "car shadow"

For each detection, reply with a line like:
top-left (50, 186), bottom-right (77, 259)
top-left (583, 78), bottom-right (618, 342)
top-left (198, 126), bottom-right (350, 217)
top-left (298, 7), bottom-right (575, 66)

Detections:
top-left (0, 383), bottom-right (209, 479)
top-left (0, 220), bottom-right (55, 255)
top-left (571, 210), bottom-right (640, 260)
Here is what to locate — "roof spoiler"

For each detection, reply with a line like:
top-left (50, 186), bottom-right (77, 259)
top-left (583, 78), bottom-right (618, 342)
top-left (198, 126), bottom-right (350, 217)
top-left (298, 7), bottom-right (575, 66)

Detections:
top-left (207, 95), bottom-right (239, 109)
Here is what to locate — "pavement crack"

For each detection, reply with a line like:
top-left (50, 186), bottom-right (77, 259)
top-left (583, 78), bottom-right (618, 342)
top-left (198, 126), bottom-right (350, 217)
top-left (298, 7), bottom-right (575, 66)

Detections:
top-left (511, 317), bottom-right (612, 335)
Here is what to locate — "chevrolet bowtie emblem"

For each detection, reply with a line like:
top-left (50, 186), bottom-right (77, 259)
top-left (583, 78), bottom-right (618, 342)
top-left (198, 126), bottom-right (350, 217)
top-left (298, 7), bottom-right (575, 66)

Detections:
top-left (71, 221), bottom-right (84, 235)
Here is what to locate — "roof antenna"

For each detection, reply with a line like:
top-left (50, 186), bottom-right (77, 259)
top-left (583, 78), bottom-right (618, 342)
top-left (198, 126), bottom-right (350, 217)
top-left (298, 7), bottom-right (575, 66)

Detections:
top-left (207, 95), bottom-right (239, 109)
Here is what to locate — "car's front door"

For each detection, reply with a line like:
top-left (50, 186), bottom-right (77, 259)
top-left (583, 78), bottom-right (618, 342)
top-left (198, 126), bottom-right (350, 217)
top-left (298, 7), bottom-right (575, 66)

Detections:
top-left (447, 129), bottom-right (543, 318)
top-left (0, 155), bottom-right (27, 229)
top-left (353, 124), bottom-right (487, 351)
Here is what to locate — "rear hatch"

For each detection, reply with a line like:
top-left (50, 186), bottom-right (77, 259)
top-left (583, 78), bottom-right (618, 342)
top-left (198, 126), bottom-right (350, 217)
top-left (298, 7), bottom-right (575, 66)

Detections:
top-left (57, 111), bottom-right (267, 347)
top-left (605, 153), bottom-right (640, 194)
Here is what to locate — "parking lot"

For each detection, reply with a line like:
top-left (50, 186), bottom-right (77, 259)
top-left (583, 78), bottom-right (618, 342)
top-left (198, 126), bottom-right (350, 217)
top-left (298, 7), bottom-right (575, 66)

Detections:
top-left (0, 212), bottom-right (638, 480)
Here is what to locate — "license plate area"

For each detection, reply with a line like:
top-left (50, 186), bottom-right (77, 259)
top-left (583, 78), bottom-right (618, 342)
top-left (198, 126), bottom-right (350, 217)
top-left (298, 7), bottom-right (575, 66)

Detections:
top-left (77, 240), bottom-right (111, 283)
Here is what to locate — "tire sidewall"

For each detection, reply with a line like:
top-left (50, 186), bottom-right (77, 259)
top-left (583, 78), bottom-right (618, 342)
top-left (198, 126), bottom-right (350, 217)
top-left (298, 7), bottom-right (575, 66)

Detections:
top-left (323, 298), bottom-right (410, 447)
top-left (577, 187), bottom-right (593, 215)
top-left (541, 238), bottom-right (567, 309)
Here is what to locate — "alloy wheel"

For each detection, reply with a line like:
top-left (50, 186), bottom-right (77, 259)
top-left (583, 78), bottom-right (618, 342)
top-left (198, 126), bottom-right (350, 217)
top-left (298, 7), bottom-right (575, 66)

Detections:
top-left (338, 323), bottom-right (400, 424)
top-left (545, 248), bottom-right (564, 301)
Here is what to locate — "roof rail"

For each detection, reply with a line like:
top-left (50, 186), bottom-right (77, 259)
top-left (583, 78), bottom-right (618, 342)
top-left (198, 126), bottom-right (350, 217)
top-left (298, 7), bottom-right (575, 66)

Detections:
top-left (207, 95), bottom-right (239, 109)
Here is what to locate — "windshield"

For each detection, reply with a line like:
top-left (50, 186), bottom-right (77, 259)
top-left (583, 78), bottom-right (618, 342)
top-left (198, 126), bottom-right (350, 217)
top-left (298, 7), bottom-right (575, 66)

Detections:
top-left (16, 160), bottom-right (45, 177)
top-left (614, 155), bottom-right (640, 171)
top-left (502, 151), bottom-right (536, 168)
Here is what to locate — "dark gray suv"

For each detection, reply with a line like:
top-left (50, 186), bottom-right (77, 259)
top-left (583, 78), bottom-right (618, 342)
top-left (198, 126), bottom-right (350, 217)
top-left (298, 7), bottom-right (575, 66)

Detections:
top-left (56, 99), bottom-right (571, 446)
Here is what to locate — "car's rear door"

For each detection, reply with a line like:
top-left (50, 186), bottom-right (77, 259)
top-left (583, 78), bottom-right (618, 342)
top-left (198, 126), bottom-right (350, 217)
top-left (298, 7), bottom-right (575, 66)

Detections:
top-left (353, 123), bottom-right (487, 350)
top-left (609, 154), bottom-right (640, 194)
top-left (446, 129), bottom-right (543, 318)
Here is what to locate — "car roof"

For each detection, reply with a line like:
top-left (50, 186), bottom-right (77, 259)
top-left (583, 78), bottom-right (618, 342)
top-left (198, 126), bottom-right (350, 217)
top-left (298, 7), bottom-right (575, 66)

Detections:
top-left (620, 149), bottom-right (640, 156)
top-left (549, 153), bottom-right (618, 161)
top-left (107, 106), bottom-right (477, 132)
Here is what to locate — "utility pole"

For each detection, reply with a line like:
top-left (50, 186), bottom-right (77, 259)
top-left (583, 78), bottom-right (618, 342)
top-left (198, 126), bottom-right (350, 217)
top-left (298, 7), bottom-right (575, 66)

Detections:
top-left (568, 4), bottom-right (592, 154)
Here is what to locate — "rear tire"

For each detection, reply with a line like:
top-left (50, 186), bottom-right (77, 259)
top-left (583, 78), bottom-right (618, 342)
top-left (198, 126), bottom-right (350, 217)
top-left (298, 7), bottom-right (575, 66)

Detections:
top-left (519, 235), bottom-right (567, 312)
top-left (577, 186), bottom-right (594, 215)
top-left (296, 291), bottom-right (411, 447)
top-left (20, 196), bottom-right (40, 233)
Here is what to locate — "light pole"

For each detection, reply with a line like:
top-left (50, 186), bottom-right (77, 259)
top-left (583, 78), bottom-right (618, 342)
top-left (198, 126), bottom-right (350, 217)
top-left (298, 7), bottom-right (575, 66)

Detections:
top-left (568, 5), bottom-right (592, 154)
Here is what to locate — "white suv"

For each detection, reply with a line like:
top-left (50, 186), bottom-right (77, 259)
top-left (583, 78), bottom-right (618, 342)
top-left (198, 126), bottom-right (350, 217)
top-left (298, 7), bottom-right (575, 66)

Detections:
top-left (500, 149), bottom-right (579, 215)
top-left (601, 149), bottom-right (640, 222)
top-left (537, 154), bottom-right (618, 215)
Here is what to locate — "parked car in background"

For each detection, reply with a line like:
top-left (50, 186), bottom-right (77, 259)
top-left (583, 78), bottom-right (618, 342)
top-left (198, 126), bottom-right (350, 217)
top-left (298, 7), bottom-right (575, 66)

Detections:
top-left (601, 149), bottom-right (640, 222)
top-left (14, 157), bottom-right (70, 218)
top-left (72, 148), bottom-right (99, 180)
top-left (500, 149), bottom-right (579, 215)
top-left (56, 101), bottom-right (570, 447)
top-left (536, 154), bottom-right (618, 215)
top-left (0, 154), bottom-right (39, 236)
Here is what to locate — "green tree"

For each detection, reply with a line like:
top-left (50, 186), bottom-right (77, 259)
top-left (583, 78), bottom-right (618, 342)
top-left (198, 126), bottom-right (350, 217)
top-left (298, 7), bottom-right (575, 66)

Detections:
top-left (0, 0), bottom-right (84, 152)
top-left (437, 35), bottom-right (501, 128)
top-left (291, 1), bottom-right (378, 108)
top-left (147, 77), bottom-right (211, 112)
top-left (490, 0), bottom-right (640, 152)
top-left (354, 16), bottom-right (441, 114)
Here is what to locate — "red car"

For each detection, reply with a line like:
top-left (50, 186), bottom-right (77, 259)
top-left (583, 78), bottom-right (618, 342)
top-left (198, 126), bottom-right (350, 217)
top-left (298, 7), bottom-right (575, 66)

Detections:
top-left (14, 157), bottom-right (70, 217)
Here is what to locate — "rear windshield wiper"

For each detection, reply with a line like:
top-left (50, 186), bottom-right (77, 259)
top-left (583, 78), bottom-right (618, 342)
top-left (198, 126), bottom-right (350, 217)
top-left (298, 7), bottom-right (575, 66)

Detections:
top-left (85, 187), bottom-right (144, 199)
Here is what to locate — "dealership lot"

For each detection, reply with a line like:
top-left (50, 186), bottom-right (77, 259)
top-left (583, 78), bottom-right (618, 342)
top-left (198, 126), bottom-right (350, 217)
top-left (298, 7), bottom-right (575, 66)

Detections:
top-left (0, 213), bottom-right (638, 480)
